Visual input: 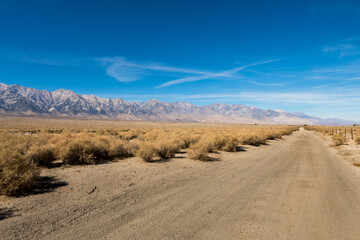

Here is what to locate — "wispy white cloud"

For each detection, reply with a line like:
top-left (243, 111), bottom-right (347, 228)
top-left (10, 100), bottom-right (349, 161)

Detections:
top-left (323, 43), bottom-right (355, 53)
top-left (175, 90), bottom-right (360, 106)
top-left (309, 81), bottom-right (349, 89)
top-left (97, 57), bottom-right (146, 82)
top-left (96, 56), bottom-right (237, 83)
top-left (0, 47), bottom-right (89, 67)
top-left (95, 37), bottom-right (360, 91)
top-left (154, 73), bottom-right (235, 88)
top-left (97, 57), bottom-right (216, 75)
top-left (248, 81), bottom-right (283, 86)
top-left (107, 89), bottom-right (360, 107)
top-left (347, 77), bottom-right (360, 81)
top-left (312, 59), bottom-right (360, 74)
top-left (155, 58), bottom-right (280, 88)
top-left (321, 37), bottom-right (360, 58)
top-left (96, 56), bottom-right (279, 87)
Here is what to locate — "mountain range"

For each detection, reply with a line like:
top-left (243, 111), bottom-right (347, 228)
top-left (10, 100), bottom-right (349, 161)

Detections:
top-left (0, 83), bottom-right (356, 125)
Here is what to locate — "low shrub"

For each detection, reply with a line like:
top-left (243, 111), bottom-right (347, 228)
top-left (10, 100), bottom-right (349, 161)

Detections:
top-left (136, 142), bottom-right (158, 162)
top-left (331, 134), bottom-right (347, 146)
top-left (156, 141), bottom-right (180, 158)
top-left (181, 135), bottom-right (200, 148)
top-left (135, 140), bottom-right (180, 161)
top-left (355, 136), bottom-right (360, 144)
top-left (188, 143), bottom-right (209, 161)
top-left (120, 129), bottom-right (141, 140)
top-left (97, 136), bottom-right (134, 159)
top-left (127, 140), bottom-right (141, 156)
top-left (211, 136), bottom-right (227, 151)
top-left (266, 132), bottom-right (283, 140)
top-left (97, 129), bottom-right (119, 136)
top-left (0, 125), bottom-right (299, 167)
top-left (25, 145), bottom-right (55, 167)
top-left (59, 139), bottom-right (108, 165)
top-left (240, 135), bottom-right (266, 146)
top-left (194, 140), bottom-right (216, 153)
top-left (221, 137), bottom-right (239, 152)
top-left (0, 149), bottom-right (40, 196)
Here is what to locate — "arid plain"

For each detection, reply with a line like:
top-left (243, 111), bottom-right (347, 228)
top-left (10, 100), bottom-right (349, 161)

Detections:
top-left (0, 117), bottom-right (360, 239)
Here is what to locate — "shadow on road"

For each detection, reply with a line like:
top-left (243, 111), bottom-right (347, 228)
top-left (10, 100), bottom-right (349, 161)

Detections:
top-left (208, 157), bottom-right (221, 161)
top-left (0, 208), bottom-right (17, 221)
top-left (236, 146), bottom-right (247, 152)
top-left (29, 176), bottom-right (68, 196)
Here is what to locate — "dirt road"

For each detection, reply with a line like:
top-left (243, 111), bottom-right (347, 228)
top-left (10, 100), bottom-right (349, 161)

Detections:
top-left (1, 130), bottom-right (360, 239)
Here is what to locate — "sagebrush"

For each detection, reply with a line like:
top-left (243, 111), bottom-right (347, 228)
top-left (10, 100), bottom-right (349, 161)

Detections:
top-left (0, 120), bottom-right (298, 195)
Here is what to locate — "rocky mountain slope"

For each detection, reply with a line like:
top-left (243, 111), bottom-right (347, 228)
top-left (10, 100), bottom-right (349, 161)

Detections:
top-left (0, 83), bottom-right (356, 125)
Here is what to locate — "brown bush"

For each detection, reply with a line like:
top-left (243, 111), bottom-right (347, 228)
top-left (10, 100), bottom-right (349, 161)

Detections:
top-left (331, 134), bottom-right (347, 146)
top-left (354, 136), bottom-right (360, 144)
top-left (240, 135), bottom-right (266, 146)
top-left (118, 129), bottom-right (141, 140)
top-left (156, 141), bottom-right (180, 158)
top-left (96, 135), bottom-right (134, 159)
top-left (221, 137), bottom-right (239, 152)
top-left (266, 131), bottom-right (283, 140)
top-left (25, 145), bottom-right (55, 167)
top-left (188, 143), bottom-right (209, 161)
top-left (0, 124), bottom-right (299, 166)
top-left (211, 136), bottom-right (227, 152)
top-left (97, 129), bottom-right (119, 136)
top-left (58, 138), bottom-right (108, 165)
top-left (110, 141), bottom-right (136, 159)
top-left (135, 140), bottom-right (180, 161)
top-left (49, 132), bottom-right (141, 163)
top-left (0, 149), bottom-right (40, 196)
top-left (197, 140), bottom-right (217, 153)
top-left (136, 142), bottom-right (158, 162)
top-left (127, 140), bottom-right (141, 156)
top-left (139, 129), bottom-right (162, 141)
top-left (180, 134), bottom-right (200, 148)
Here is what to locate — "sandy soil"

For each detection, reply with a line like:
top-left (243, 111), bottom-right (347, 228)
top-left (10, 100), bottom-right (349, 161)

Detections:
top-left (325, 133), bottom-right (360, 168)
top-left (1, 130), bottom-right (360, 239)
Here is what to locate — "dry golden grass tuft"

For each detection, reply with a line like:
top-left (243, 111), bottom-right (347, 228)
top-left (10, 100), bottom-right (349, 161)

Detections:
top-left (0, 141), bottom-right (40, 196)
top-left (179, 133), bottom-right (200, 149)
top-left (156, 140), bottom-right (180, 159)
top-left (135, 139), bottom-right (181, 161)
top-left (239, 135), bottom-right (266, 146)
top-left (54, 134), bottom-right (107, 165)
top-left (331, 134), bottom-right (347, 146)
top-left (186, 136), bottom-right (239, 160)
top-left (221, 137), bottom-right (239, 152)
top-left (355, 136), bottom-right (360, 144)
top-left (25, 145), bottom-right (55, 167)
top-left (136, 142), bottom-right (159, 162)
top-left (188, 143), bottom-right (209, 161)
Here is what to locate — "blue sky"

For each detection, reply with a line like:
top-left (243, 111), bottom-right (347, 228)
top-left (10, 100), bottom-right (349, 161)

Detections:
top-left (1, 0), bottom-right (360, 121)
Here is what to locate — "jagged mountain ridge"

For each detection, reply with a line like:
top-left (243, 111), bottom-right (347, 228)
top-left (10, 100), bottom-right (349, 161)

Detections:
top-left (0, 83), bottom-right (356, 125)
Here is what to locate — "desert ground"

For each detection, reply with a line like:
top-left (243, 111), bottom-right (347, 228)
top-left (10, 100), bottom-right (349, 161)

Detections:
top-left (1, 120), bottom-right (360, 240)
